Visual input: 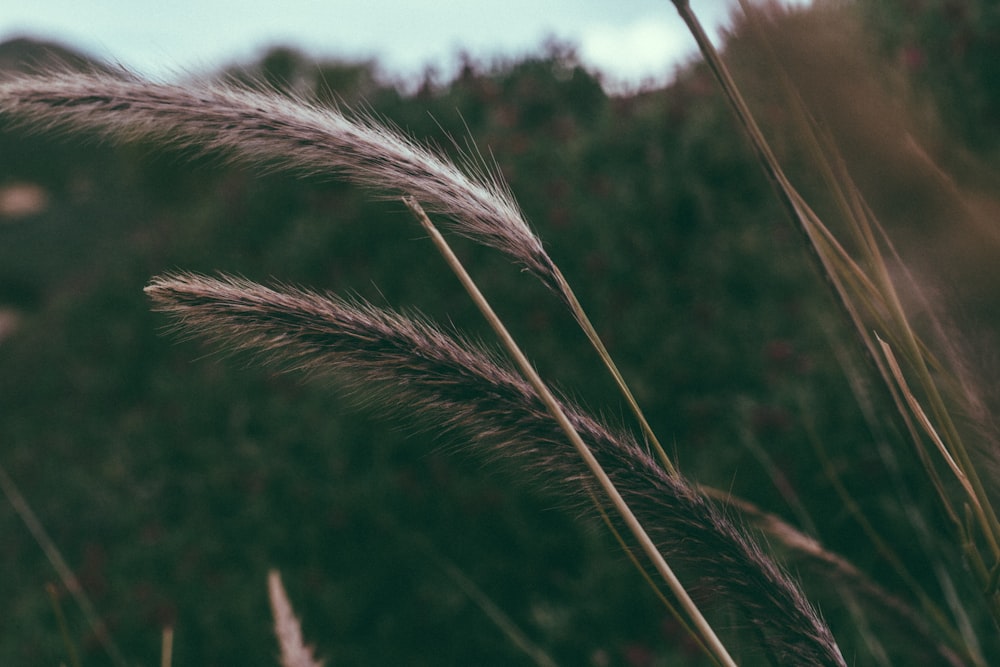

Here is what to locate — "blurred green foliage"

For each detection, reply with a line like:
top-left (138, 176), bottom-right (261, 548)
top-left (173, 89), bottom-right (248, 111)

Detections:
top-left (1, 1), bottom-right (998, 664)
top-left (862, 0), bottom-right (1000, 153)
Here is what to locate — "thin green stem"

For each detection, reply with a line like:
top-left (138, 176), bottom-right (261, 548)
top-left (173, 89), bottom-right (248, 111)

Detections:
top-left (550, 266), bottom-right (676, 476)
top-left (47, 583), bottom-right (82, 667)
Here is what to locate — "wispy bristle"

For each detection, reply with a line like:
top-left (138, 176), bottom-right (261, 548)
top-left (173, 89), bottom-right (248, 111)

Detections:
top-left (0, 71), bottom-right (557, 288)
top-left (147, 272), bottom-right (845, 666)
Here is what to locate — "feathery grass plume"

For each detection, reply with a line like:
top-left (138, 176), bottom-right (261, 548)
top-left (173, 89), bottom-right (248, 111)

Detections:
top-left (146, 271), bottom-right (845, 666)
top-left (268, 570), bottom-right (324, 667)
top-left (704, 486), bottom-right (967, 667)
top-left (0, 67), bottom-right (670, 469)
top-left (0, 69), bottom-right (556, 288)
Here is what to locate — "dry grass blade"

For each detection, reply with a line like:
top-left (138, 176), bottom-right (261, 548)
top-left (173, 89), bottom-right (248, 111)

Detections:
top-left (671, 0), bottom-right (1000, 645)
top-left (878, 337), bottom-right (970, 494)
top-left (877, 337), bottom-right (1000, 622)
top-left (268, 570), bottom-right (325, 667)
top-left (0, 463), bottom-right (127, 667)
top-left (756, 0), bottom-right (1000, 612)
top-left (146, 271), bottom-right (845, 666)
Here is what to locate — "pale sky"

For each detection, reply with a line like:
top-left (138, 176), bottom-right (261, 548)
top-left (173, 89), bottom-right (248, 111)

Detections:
top-left (0, 1), bottom-right (754, 89)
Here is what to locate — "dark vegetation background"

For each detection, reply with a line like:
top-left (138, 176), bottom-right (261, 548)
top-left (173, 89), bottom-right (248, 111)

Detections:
top-left (1, 1), bottom-right (999, 664)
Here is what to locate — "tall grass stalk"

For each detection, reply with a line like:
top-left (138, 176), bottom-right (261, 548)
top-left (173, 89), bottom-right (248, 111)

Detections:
top-left (403, 196), bottom-right (734, 666)
top-left (0, 463), bottom-right (127, 667)
top-left (670, 0), bottom-right (1000, 659)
